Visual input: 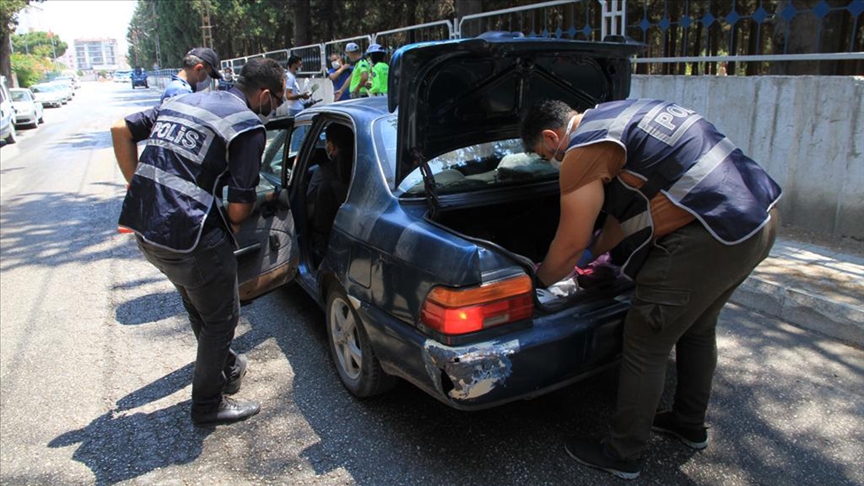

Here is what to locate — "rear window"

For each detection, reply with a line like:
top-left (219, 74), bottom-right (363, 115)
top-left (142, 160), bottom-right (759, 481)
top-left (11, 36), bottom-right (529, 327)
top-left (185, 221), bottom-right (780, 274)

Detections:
top-left (372, 114), bottom-right (559, 196)
top-left (11, 91), bottom-right (30, 101)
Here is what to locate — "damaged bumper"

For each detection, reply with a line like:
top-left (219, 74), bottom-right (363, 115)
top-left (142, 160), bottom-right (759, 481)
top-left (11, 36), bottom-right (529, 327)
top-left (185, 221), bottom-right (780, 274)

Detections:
top-left (357, 297), bottom-right (630, 411)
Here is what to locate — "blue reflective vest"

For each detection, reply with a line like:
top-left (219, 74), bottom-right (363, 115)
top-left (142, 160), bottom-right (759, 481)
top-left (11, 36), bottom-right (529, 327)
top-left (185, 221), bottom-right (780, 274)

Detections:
top-left (119, 91), bottom-right (263, 252)
top-left (567, 99), bottom-right (782, 278)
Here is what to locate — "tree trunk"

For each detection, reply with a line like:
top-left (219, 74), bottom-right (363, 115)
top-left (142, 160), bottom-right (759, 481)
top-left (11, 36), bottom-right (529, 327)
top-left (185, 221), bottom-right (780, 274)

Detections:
top-left (1, 27), bottom-right (11, 82)
top-left (455, 0), bottom-right (482, 21)
top-left (293, 0), bottom-right (310, 47)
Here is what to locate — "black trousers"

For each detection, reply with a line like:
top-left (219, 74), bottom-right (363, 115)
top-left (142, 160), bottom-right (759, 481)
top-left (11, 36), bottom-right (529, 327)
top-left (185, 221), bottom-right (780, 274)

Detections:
top-left (137, 228), bottom-right (242, 413)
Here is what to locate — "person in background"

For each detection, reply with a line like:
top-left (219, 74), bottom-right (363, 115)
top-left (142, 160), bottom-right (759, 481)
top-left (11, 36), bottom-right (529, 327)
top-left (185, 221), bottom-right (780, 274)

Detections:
top-left (521, 99), bottom-right (781, 480)
top-left (111, 58), bottom-right (287, 426)
top-left (365, 44), bottom-right (389, 97)
top-left (284, 55), bottom-right (311, 116)
top-left (327, 52), bottom-right (352, 102)
top-left (161, 47), bottom-right (222, 103)
top-left (334, 42), bottom-right (370, 99)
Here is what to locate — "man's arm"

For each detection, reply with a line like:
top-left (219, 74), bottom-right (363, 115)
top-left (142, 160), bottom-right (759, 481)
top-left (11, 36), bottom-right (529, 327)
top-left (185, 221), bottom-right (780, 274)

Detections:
top-left (327, 64), bottom-right (348, 82)
top-left (111, 119), bottom-right (139, 184)
top-left (536, 179), bottom-right (605, 287)
top-left (225, 129), bottom-right (267, 233)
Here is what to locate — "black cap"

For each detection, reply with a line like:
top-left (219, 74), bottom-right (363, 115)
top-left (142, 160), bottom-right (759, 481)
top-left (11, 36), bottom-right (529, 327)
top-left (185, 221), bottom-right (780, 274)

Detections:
top-left (187, 47), bottom-right (222, 79)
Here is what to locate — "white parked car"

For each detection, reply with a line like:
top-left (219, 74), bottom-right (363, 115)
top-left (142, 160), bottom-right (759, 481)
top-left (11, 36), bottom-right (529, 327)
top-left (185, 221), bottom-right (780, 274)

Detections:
top-left (113, 71), bottom-right (132, 83)
top-left (49, 80), bottom-right (73, 102)
top-left (30, 84), bottom-right (65, 108)
top-left (10, 88), bottom-right (44, 128)
top-left (0, 76), bottom-right (15, 145)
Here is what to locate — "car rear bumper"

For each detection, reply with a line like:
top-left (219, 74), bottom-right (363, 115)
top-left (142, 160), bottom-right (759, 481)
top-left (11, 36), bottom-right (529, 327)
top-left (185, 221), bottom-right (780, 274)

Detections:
top-left (14, 113), bottom-right (36, 125)
top-left (357, 295), bottom-right (629, 410)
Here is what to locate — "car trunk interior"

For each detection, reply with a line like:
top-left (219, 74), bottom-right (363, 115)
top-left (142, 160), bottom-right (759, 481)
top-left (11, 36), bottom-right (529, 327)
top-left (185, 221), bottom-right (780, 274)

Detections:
top-left (431, 193), bottom-right (633, 312)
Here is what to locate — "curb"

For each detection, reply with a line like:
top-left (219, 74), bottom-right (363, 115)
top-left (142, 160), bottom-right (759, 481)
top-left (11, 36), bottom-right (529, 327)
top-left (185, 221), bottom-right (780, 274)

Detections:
top-left (731, 276), bottom-right (864, 348)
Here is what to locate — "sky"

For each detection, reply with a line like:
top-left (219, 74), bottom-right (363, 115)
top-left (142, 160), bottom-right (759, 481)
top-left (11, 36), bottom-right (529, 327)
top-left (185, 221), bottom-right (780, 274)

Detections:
top-left (16, 0), bottom-right (138, 54)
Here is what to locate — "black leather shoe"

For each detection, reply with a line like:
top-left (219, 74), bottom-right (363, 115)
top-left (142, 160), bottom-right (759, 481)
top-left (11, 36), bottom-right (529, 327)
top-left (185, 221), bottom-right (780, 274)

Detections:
top-left (224, 354), bottom-right (248, 395)
top-left (191, 397), bottom-right (260, 425)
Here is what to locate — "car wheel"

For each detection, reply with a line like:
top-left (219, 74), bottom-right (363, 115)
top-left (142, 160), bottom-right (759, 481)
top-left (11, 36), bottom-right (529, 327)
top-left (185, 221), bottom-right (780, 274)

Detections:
top-left (4, 125), bottom-right (16, 144)
top-left (38, 116), bottom-right (44, 124)
top-left (326, 285), bottom-right (398, 398)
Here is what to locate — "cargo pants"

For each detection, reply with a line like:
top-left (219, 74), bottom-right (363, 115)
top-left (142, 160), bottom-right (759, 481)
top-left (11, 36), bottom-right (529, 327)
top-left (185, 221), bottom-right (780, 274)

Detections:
top-left (606, 209), bottom-right (779, 461)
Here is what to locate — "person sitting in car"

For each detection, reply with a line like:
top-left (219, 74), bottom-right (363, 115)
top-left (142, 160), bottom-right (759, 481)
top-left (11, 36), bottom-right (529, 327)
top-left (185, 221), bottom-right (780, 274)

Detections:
top-left (306, 124), bottom-right (354, 264)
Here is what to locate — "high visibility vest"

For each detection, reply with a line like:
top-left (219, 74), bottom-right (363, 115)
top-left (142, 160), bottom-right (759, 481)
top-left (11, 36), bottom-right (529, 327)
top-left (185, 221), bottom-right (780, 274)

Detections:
top-left (119, 91), bottom-right (263, 252)
top-left (349, 59), bottom-right (371, 96)
top-left (369, 62), bottom-right (389, 95)
top-left (567, 98), bottom-right (782, 278)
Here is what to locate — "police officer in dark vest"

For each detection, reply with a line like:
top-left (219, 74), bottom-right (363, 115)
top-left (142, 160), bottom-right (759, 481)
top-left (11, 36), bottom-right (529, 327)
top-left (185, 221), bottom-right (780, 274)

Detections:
top-left (521, 99), bottom-right (781, 479)
top-left (111, 58), bottom-right (286, 425)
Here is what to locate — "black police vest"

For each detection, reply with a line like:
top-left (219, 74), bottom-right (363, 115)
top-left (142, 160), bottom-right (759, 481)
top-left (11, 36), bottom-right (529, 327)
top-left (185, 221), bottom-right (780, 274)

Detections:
top-left (567, 99), bottom-right (782, 278)
top-left (119, 91), bottom-right (262, 252)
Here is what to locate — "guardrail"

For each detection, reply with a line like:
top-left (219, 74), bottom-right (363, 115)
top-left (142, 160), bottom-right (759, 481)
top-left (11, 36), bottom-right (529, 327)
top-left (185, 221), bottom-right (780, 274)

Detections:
top-left (219, 0), bottom-right (863, 79)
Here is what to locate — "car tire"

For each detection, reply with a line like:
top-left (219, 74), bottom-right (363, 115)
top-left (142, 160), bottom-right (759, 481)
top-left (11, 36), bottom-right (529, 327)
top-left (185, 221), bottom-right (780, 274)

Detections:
top-left (326, 285), bottom-right (398, 398)
top-left (4, 124), bottom-right (16, 144)
top-left (38, 116), bottom-right (44, 124)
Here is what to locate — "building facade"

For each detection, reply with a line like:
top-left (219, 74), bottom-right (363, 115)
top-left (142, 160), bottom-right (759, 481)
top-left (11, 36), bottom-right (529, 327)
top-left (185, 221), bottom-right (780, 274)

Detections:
top-left (74, 38), bottom-right (119, 72)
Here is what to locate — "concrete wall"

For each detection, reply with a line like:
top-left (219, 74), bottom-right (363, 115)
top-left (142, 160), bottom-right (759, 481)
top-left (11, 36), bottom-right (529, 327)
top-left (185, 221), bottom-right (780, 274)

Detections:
top-left (630, 75), bottom-right (864, 240)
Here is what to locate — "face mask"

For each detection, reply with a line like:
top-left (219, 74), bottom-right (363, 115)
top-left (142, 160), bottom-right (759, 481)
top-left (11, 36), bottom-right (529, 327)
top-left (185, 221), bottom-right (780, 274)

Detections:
top-left (545, 115), bottom-right (577, 166)
top-left (256, 93), bottom-right (275, 124)
top-left (195, 72), bottom-right (211, 92)
top-left (331, 60), bottom-right (341, 69)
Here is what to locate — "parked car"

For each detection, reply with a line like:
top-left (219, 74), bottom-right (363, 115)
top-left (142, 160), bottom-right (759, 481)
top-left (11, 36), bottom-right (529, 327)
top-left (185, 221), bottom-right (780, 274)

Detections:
top-left (56, 74), bottom-right (80, 89)
top-left (130, 68), bottom-right (149, 89)
top-left (231, 34), bottom-right (641, 410)
top-left (30, 83), bottom-right (65, 108)
top-left (9, 88), bottom-right (44, 128)
top-left (113, 71), bottom-right (132, 83)
top-left (50, 80), bottom-right (74, 101)
top-left (0, 76), bottom-right (15, 145)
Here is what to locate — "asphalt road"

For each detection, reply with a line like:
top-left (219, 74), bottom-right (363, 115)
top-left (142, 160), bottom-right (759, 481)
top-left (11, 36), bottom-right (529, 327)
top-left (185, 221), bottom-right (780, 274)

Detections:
top-left (0, 83), bottom-right (862, 486)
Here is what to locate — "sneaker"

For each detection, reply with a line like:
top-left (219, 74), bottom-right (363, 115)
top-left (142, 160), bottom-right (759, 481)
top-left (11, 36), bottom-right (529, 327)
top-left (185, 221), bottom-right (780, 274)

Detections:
top-left (191, 397), bottom-right (260, 425)
top-left (651, 411), bottom-right (708, 450)
top-left (564, 437), bottom-right (642, 480)
top-left (224, 353), bottom-right (248, 395)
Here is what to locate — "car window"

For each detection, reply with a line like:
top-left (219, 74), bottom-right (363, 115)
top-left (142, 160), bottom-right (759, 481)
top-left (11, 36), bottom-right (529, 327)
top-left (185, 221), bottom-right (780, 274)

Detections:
top-left (11, 91), bottom-right (29, 102)
top-left (258, 130), bottom-right (288, 191)
top-left (373, 115), bottom-right (558, 196)
top-left (284, 124), bottom-right (310, 185)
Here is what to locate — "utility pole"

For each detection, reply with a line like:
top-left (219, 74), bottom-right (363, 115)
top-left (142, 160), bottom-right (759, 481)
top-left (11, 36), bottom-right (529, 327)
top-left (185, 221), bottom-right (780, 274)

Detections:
top-left (201, 0), bottom-right (213, 49)
top-left (150, 1), bottom-right (162, 68)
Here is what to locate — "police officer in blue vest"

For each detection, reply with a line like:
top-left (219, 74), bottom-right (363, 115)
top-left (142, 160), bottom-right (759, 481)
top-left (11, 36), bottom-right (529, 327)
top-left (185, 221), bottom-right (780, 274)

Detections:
top-left (111, 58), bottom-right (286, 425)
top-left (521, 99), bottom-right (781, 479)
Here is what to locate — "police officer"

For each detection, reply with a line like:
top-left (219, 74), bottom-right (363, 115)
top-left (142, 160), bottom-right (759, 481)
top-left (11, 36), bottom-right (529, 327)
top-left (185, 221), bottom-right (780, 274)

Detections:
top-left (161, 47), bottom-right (222, 103)
top-left (365, 44), bottom-right (389, 97)
top-left (521, 99), bottom-right (781, 479)
top-left (334, 42), bottom-right (370, 99)
top-left (111, 58), bottom-right (286, 425)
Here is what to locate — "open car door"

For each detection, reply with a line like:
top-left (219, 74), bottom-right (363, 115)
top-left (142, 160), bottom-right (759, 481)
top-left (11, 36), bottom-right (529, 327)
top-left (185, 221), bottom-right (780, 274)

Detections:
top-left (232, 117), bottom-right (299, 302)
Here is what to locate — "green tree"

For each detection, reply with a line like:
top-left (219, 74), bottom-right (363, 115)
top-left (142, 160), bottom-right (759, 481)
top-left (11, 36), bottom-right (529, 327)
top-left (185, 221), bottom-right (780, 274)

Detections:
top-left (10, 51), bottom-right (54, 86)
top-left (12, 31), bottom-right (67, 59)
top-left (1, 0), bottom-right (31, 81)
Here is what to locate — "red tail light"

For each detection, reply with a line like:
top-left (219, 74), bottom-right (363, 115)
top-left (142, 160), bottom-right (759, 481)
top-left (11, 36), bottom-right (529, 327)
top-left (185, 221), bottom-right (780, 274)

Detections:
top-left (420, 275), bottom-right (534, 335)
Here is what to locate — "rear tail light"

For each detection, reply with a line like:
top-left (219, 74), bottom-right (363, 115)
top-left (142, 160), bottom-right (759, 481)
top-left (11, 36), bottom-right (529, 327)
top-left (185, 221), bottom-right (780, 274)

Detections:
top-left (420, 275), bottom-right (534, 335)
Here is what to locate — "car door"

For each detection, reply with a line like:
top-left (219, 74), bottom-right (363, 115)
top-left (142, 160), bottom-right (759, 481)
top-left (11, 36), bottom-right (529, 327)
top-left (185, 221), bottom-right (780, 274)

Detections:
top-left (233, 117), bottom-right (303, 302)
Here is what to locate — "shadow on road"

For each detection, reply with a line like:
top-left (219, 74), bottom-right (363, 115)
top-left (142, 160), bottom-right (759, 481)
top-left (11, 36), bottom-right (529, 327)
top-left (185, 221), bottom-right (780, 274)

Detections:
top-left (48, 402), bottom-right (211, 486)
top-left (0, 189), bottom-right (137, 273)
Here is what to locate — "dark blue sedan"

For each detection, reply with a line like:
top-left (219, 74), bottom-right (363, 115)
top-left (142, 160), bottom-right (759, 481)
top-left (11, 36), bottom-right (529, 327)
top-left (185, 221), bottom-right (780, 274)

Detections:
top-left (233, 33), bottom-right (641, 410)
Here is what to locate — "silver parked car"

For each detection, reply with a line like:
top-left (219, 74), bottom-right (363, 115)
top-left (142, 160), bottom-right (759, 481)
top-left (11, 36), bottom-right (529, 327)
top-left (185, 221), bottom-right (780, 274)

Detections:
top-left (10, 88), bottom-right (44, 128)
top-left (30, 84), bottom-right (65, 108)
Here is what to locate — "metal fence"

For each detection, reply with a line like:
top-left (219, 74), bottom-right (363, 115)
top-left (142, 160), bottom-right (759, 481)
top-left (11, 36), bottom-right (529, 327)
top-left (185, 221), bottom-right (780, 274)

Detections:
top-left (219, 0), bottom-right (863, 79)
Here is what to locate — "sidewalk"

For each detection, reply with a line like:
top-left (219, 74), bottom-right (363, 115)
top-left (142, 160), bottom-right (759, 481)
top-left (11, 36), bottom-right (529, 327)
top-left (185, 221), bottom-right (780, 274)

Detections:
top-left (731, 227), bottom-right (864, 348)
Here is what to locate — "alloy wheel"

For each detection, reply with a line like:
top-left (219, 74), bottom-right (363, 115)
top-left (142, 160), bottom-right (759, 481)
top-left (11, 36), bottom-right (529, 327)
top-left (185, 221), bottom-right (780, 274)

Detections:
top-left (329, 296), bottom-right (363, 380)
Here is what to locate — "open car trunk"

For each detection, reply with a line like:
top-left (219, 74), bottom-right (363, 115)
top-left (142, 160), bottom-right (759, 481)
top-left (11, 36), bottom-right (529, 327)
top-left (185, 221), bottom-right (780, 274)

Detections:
top-left (432, 194), bottom-right (634, 312)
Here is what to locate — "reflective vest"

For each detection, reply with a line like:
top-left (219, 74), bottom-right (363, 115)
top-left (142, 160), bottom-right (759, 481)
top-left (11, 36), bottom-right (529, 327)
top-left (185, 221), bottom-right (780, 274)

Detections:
top-left (349, 58), bottom-right (371, 96)
top-left (369, 62), bottom-right (389, 95)
top-left (119, 91), bottom-right (263, 252)
top-left (567, 98), bottom-right (782, 278)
